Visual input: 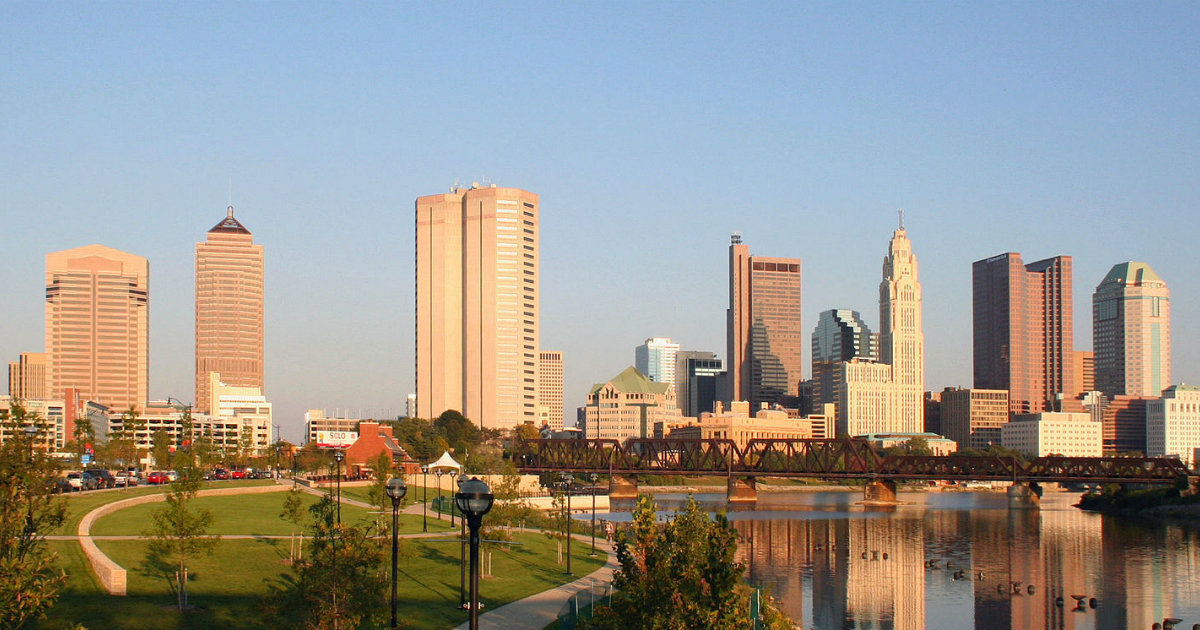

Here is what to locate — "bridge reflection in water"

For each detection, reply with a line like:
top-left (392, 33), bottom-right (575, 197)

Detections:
top-left (630, 492), bottom-right (1200, 630)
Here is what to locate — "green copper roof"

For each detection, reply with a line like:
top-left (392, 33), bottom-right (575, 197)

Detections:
top-left (589, 366), bottom-right (670, 395)
top-left (1099, 261), bottom-right (1164, 287)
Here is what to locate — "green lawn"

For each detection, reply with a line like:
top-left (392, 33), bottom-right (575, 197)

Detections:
top-left (37, 532), bottom-right (606, 630)
top-left (54, 479), bottom-right (277, 535)
top-left (89, 491), bottom-right (429, 536)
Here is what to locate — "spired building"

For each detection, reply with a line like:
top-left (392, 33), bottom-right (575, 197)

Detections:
top-left (45, 245), bottom-right (149, 412)
top-left (415, 184), bottom-right (540, 430)
top-left (195, 205), bottom-right (265, 413)
top-left (726, 234), bottom-right (803, 408)
top-left (833, 219), bottom-right (925, 436)
top-left (878, 220), bottom-right (924, 431)
top-left (973, 253), bottom-right (1078, 415)
top-left (1093, 261), bottom-right (1170, 398)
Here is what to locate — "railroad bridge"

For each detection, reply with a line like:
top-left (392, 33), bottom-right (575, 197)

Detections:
top-left (514, 438), bottom-right (1193, 508)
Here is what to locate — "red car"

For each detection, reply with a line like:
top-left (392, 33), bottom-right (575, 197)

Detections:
top-left (146, 471), bottom-right (169, 485)
top-left (230, 469), bottom-right (246, 480)
top-left (212, 468), bottom-right (229, 480)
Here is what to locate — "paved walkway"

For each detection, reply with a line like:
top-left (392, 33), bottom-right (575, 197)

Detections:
top-left (448, 534), bottom-right (618, 630)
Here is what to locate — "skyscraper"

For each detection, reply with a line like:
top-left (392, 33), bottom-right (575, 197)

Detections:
top-left (415, 184), bottom-right (539, 429)
top-left (726, 234), bottom-right (803, 408)
top-left (195, 205), bottom-right (264, 413)
top-left (879, 222), bottom-right (924, 430)
top-left (973, 253), bottom-right (1077, 415)
top-left (812, 309), bottom-right (874, 410)
top-left (677, 350), bottom-right (723, 417)
top-left (635, 337), bottom-right (680, 385)
top-left (833, 219), bottom-right (925, 436)
top-left (45, 244), bottom-right (149, 411)
top-left (538, 350), bottom-right (564, 430)
top-left (1093, 261), bottom-right (1170, 398)
top-left (8, 352), bottom-right (47, 401)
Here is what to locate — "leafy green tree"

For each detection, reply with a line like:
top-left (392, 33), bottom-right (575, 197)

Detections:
top-left (264, 495), bottom-right (386, 630)
top-left (150, 429), bottom-right (173, 471)
top-left (119, 407), bottom-right (147, 472)
top-left (433, 409), bottom-right (481, 454)
top-left (364, 451), bottom-right (395, 534)
top-left (281, 485), bottom-right (307, 564)
top-left (0, 403), bottom-right (66, 629)
top-left (191, 428), bottom-right (219, 471)
top-left (484, 467), bottom-right (533, 543)
top-left (581, 495), bottom-right (792, 630)
top-left (144, 464), bottom-right (218, 610)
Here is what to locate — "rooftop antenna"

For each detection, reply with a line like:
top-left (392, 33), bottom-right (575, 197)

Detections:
top-left (897, 208), bottom-right (905, 230)
top-left (228, 177), bottom-right (234, 217)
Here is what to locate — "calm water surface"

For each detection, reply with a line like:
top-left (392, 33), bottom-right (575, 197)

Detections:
top-left (606, 490), bottom-right (1200, 630)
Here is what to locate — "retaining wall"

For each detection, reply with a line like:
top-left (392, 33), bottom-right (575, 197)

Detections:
top-left (77, 483), bottom-right (291, 595)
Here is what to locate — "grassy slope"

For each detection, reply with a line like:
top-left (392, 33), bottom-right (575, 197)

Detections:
top-left (54, 479), bottom-right (276, 535)
top-left (37, 533), bottom-right (605, 630)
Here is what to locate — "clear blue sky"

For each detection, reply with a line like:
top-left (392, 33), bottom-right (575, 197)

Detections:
top-left (3, 3), bottom-right (1197, 441)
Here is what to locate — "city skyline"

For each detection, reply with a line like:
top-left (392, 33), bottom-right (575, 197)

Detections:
top-left (2, 4), bottom-right (1197, 440)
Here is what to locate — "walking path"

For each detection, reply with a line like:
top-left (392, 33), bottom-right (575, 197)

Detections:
top-left (450, 534), bottom-right (618, 630)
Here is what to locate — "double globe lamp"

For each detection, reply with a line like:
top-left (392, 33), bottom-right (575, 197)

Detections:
top-left (384, 477), bottom-right (407, 629)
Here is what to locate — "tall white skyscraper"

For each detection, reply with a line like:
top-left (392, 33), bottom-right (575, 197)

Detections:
top-left (879, 219), bottom-right (924, 432)
top-left (635, 337), bottom-right (680, 385)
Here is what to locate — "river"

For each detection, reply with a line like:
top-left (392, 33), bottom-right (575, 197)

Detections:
top-left (604, 489), bottom-right (1200, 630)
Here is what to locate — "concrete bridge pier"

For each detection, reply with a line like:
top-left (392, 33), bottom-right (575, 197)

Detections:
top-left (727, 476), bottom-right (758, 503)
top-left (609, 475), bottom-right (639, 500)
top-left (1007, 481), bottom-right (1042, 509)
top-left (863, 480), bottom-right (899, 505)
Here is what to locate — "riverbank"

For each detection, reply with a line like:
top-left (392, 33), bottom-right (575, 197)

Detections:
top-left (1076, 485), bottom-right (1200, 524)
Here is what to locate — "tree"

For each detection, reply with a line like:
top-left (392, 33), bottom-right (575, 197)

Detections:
top-left (363, 451), bottom-right (395, 535)
top-left (264, 495), bottom-right (386, 630)
top-left (118, 407), bottom-right (147, 472)
top-left (150, 429), bottom-right (173, 471)
top-left (580, 495), bottom-right (792, 630)
top-left (144, 463), bottom-right (219, 610)
top-left (280, 485), bottom-right (307, 564)
top-left (0, 403), bottom-right (67, 629)
top-left (484, 466), bottom-right (533, 543)
top-left (433, 409), bottom-right (482, 454)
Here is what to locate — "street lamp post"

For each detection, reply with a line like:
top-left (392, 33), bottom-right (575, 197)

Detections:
top-left (457, 475), bottom-right (467, 608)
top-left (434, 469), bottom-right (445, 522)
top-left (421, 464), bottom-right (429, 532)
top-left (588, 472), bottom-right (599, 557)
top-left (448, 469), bottom-right (459, 526)
top-left (456, 478), bottom-right (494, 630)
top-left (333, 449), bottom-right (345, 525)
top-left (560, 472), bottom-right (573, 576)
top-left (385, 477), bottom-right (408, 629)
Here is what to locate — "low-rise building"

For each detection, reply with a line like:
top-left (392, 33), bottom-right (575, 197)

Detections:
top-left (860, 432), bottom-right (959, 456)
top-left (344, 421), bottom-right (419, 475)
top-left (1147, 385), bottom-right (1200, 467)
top-left (1000, 412), bottom-right (1102, 457)
top-left (583, 366), bottom-right (682, 441)
top-left (663, 401), bottom-right (832, 447)
top-left (305, 409), bottom-right (361, 445)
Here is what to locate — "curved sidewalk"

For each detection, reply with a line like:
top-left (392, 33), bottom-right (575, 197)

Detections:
top-left (450, 534), bottom-right (618, 630)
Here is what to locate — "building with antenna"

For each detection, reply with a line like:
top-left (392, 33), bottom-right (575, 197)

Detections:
top-left (195, 204), bottom-right (264, 413)
top-left (725, 234), bottom-right (803, 409)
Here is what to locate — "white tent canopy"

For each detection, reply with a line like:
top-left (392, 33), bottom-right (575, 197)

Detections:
top-left (426, 450), bottom-right (462, 472)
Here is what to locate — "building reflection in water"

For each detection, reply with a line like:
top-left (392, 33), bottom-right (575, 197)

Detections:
top-left (727, 492), bottom-right (1199, 630)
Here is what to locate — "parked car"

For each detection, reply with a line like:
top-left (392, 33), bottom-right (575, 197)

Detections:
top-left (146, 471), bottom-right (169, 485)
top-left (230, 469), bottom-right (246, 480)
top-left (86, 468), bottom-right (116, 489)
top-left (65, 472), bottom-right (98, 491)
top-left (212, 468), bottom-right (230, 480)
top-left (166, 470), bottom-right (180, 482)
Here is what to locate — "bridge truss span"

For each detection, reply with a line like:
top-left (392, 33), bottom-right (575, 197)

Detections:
top-left (514, 438), bottom-right (1190, 485)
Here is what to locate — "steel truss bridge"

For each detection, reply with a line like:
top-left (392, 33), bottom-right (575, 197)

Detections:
top-left (514, 438), bottom-right (1191, 485)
